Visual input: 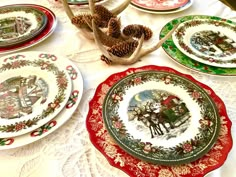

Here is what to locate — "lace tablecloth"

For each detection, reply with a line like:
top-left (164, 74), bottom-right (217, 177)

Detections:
top-left (0, 0), bottom-right (235, 177)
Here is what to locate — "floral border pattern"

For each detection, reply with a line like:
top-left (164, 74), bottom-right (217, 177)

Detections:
top-left (86, 65), bottom-right (232, 177)
top-left (173, 18), bottom-right (236, 64)
top-left (0, 58), bottom-right (69, 133)
top-left (103, 70), bottom-right (220, 165)
top-left (160, 15), bottom-right (236, 76)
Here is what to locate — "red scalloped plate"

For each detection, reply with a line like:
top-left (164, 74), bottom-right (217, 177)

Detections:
top-left (0, 4), bottom-right (57, 54)
top-left (86, 65), bottom-right (232, 177)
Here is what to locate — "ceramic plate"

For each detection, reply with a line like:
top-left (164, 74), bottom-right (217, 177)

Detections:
top-left (102, 68), bottom-right (220, 165)
top-left (172, 16), bottom-right (236, 68)
top-left (0, 5), bottom-right (47, 47)
top-left (131, 0), bottom-right (193, 14)
top-left (0, 4), bottom-right (57, 55)
top-left (0, 51), bottom-right (83, 150)
top-left (0, 52), bottom-right (72, 138)
top-left (86, 65), bottom-right (232, 176)
top-left (67, 0), bottom-right (103, 5)
top-left (160, 15), bottom-right (236, 76)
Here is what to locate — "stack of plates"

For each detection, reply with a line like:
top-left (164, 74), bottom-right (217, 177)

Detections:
top-left (131, 0), bottom-right (193, 14)
top-left (0, 4), bottom-right (57, 54)
top-left (160, 15), bottom-right (236, 76)
top-left (0, 51), bottom-right (83, 150)
top-left (86, 65), bottom-right (232, 176)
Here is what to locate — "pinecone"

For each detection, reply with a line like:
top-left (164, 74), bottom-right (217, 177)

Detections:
top-left (71, 15), bottom-right (93, 28)
top-left (95, 5), bottom-right (116, 23)
top-left (100, 40), bottom-right (139, 64)
top-left (122, 25), bottom-right (153, 40)
top-left (100, 55), bottom-right (112, 65)
top-left (107, 18), bottom-right (121, 38)
top-left (108, 40), bottom-right (138, 57)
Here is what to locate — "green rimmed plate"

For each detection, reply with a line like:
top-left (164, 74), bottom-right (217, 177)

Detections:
top-left (160, 15), bottom-right (236, 76)
top-left (102, 69), bottom-right (220, 165)
top-left (0, 5), bottom-right (48, 47)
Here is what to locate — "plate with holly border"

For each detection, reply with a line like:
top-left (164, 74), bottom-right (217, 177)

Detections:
top-left (102, 67), bottom-right (220, 165)
top-left (131, 0), bottom-right (193, 14)
top-left (160, 15), bottom-right (236, 76)
top-left (0, 5), bottom-right (48, 47)
top-left (0, 51), bottom-right (72, 138)
top-left (0, 4), bottom-right (57, 55)
top-left (172, 16), bottom-right (236, 68)
top-left (0, 51), bottom-right (83, 150)
top-left (86, 65), bottom-right (232, 176)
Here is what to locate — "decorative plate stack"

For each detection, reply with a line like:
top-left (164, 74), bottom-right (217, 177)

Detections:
top-left (86, 65), bottom-right (232, 177)
top-left (160, 15), bottom-right (236, 76)
top-left (0, 51), bottom-right (83, 150)
top-left (0, 4), bottom-right (57, 54)
top-left (131, 0), bottom-right (193, 14)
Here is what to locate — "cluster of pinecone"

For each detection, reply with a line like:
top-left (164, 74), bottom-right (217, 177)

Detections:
top-left (71, 5), bottom-right (153, 64)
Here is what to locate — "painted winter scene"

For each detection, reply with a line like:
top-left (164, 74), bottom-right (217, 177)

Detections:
top-left (103, 71), bottom-right (220, 164)
top-left (0, 75), bottom-right (48, 119)
top-left (127, 90), bottom-right (191, 141)
top-left (190, 30), bottom-right (236, 58)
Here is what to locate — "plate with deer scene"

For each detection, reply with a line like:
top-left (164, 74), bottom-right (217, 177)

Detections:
top-left (0, 4), bottom-right (57, 55)
top-left (102, 66), bottom-right (220, 165)
top-left (0, 51), bottom-right (72, 138)
top-left (86, 65), bottom-right (232, 176)
top-left (0, 5), bottom-right (48, 47)
top-left (0, 51), bottom-right (83, 150)
top-left (131, 0), bottom-right (193, 14)
top-left (172, 15), bottom-right (236, 68)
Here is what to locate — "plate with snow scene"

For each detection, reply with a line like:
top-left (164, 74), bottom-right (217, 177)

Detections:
top-left (0, 51), bottom-right (72, 138)
top-left (0, 5), bottom-right (47, 47)
top-left (102, 66), bottom-right (220, 165)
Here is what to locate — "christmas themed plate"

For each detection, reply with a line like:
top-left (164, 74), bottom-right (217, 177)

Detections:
top-left (0, 52), bottom-right (72, 138)
top-left (86, 65), bottom-right (232, 176)
top-left (0, 51), bottom-right (83, 150)
top-left (0, 4), bottom-right (57, 55)
top-left (102, 67), bottom-right (220, 165)
top-left (67, 0), bottom-right (103, 5)
top-left (131, 0), bottom-right (193, 14)
top-left (160, 15), bottom-right (236, 76)
top-left (172, 15), bottom-right (236, 68)
top-left (0, 5), bottom-right (48, 47)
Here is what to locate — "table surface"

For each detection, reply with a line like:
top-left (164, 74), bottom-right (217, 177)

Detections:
top-left (0, 0), bottom-right (235, 177)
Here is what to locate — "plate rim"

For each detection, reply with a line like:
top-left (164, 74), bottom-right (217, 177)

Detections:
top-left (130, 0), bottom-right (193, 14)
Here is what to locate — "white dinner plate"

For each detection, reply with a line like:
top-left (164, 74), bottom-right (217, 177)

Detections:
top-left (0, 51), bottom-right (72, 138)
top-left (0, 51), bottom-right (83, 149)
